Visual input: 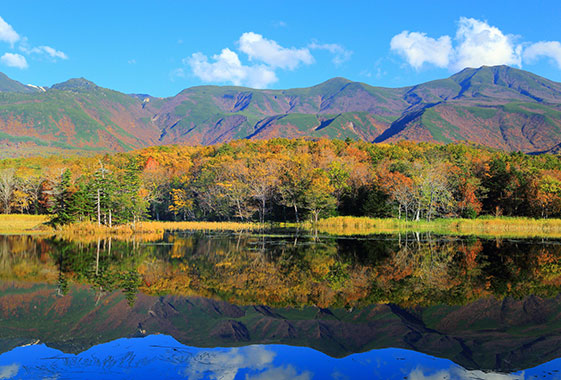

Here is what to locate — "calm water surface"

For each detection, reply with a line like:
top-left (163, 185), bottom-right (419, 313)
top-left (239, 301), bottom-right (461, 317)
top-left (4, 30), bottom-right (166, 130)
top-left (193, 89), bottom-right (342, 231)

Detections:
top-left (0, 230), bottom-right (560, 379)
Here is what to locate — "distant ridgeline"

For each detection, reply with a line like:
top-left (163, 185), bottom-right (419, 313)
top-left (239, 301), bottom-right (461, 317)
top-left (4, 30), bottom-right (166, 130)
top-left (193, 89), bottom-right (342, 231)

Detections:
top-left (0, 65), bottom-right (560, 156)
top-left (0, 139), bottom-right (560, 224)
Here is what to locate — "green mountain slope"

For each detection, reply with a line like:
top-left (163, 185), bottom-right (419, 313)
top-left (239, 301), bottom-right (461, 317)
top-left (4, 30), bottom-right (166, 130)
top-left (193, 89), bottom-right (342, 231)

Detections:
top-left (0, 72), bottom-right (41, 93)
top-left (0, 78), bottom-right (160, 155)
top-left (0, 65), bottom-right (560, 156)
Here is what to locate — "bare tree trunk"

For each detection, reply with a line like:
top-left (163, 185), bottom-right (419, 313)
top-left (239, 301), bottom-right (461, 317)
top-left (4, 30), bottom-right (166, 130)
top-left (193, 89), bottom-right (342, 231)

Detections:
top-left (405, 204), bottom-right (408, 221)
top-left (0, 169), bottom-right (15, 214)
top-left (97, 188), bottom-right (101, 226)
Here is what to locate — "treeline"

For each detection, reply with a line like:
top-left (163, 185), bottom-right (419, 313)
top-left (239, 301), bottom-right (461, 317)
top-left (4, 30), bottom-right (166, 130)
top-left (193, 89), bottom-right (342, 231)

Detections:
top-left (0, 138), bottom-right (560, 225)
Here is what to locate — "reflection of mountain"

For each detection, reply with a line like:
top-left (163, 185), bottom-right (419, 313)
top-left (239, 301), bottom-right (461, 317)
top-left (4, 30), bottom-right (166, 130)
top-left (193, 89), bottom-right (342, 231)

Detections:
top-left (1, 282), bottom-right (560, 373)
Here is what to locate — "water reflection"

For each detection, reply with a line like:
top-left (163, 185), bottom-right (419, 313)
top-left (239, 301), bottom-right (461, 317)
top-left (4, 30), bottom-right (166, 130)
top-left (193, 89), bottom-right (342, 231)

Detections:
top-left (0, 232), bottom-right (561, 375)
top-left (0, 335), bottom-right (558, 380)
top-left (0, 232), bottom-right (560, 307)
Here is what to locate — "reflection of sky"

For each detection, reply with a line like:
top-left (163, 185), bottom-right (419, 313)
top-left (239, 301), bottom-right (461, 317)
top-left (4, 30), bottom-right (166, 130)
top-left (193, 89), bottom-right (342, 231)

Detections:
top-left (0, 335), bottom-right (560, 379)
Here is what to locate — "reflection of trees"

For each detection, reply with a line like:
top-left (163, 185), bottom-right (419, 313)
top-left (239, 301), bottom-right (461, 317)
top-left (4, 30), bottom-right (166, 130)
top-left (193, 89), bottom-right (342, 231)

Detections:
top-left (1, 233), bottom-right (561, 308)
top-left (0, 236), bottom-right (58, 282)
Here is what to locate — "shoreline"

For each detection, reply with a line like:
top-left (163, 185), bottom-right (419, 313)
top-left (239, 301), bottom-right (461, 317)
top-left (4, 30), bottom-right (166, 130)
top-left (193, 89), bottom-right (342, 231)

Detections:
top-left (3, 214), bottom-right (561, 239)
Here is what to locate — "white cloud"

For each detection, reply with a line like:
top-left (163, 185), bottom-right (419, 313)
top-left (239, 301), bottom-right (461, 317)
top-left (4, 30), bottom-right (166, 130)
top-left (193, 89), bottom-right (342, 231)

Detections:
top-left (0, 16), bottom-right (19, 46)
top-left (183, 345), bottom-right (275, 380)
top-left (0, 53), bottom-right (28, 69)
top-left (390, 31), bottom-right (452, 69)
top-left (309, 42), bottom-right (353, 66)
top-left (187, 48), bottom-right (277, 88)
top-left (524, 41), bottom-right (561, 69)
top-left (36, 45), bottom-right (68, 59)
top-left (408, 368), bottom-right (453, 380)
top-left (0, 363), bottom-right (19, 379)
top-left (408, 366), bottom-right (525, 380)
top-left (453, 17), bottom-right (521, 70)
top-left (246, 365), bottom-right (312, 380)
top-left (19, 39), bottom-right (68, 61)
top-left (238, 32), bottom-right (314, 70)
top-left (183, 32), bottom-right (349, 88)
top-left (390, 17), bottom-right (524, 71)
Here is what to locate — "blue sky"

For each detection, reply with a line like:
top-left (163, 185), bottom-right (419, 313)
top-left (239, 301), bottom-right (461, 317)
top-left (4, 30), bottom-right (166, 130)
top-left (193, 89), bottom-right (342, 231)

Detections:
top-left (1, 1), bottom-right (560, 97)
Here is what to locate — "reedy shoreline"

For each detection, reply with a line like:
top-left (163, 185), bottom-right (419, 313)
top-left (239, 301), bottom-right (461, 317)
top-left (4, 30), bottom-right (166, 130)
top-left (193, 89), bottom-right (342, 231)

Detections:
top-left (2, 214), bottom-right (561, 239)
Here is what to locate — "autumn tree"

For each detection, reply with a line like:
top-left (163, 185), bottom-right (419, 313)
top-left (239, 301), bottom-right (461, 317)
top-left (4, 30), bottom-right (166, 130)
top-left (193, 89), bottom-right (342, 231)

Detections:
top-left (278, 157), bottom-right (311, 222)
top-left (304, 169), bottom-right (336, 224)
top-left (247, 156), bottom-right (281, 223)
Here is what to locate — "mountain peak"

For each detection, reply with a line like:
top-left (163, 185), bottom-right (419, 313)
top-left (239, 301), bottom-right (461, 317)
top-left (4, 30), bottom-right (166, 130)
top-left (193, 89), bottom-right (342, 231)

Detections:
top-left (308, 77), bottom-right (355, 95)
top-left (51, 77), bottom-right (99, 92)
top-left (0, 72), bottom-right (41, 93)
top-left (315, 77), bottom-right (352, 87)
top-left (448, 65), bottom-right (561, 102)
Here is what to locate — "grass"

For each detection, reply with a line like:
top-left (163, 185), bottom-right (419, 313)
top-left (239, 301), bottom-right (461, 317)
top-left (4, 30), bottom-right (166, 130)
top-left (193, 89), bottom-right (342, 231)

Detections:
top-left (0, 214), bottom-right (51, 234)
top-left (2, 214), bottom-right (561, 239)
top-left (310, 216), bottom-right (561, 238)
top-left (0, 216), bottom-right (258, 241)
top-left (55, 220), bottom-right (259, 241)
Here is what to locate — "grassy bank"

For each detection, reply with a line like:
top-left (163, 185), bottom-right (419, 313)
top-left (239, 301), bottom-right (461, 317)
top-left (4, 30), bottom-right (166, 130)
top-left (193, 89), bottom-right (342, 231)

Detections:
top-left (0, 216), bottom-right (258, 240)
top-left (0, 214), bottom-right (51, 234)
top-left (311, 216), bottom-right (561, 238)
top-left (2, 214), bottom-right (561, 239)
top-left (53, 221), bottom-right (258, 242)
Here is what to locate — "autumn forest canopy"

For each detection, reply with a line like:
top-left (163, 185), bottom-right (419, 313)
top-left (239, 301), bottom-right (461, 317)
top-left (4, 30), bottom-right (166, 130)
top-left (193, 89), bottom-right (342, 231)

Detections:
top-left (0, 138), bottom-right (560, 227)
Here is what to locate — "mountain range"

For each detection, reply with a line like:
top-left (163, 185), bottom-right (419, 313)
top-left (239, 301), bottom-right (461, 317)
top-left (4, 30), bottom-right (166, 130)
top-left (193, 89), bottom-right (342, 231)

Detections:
top-left (1, 283), bottom-right (561, 373)
top-left (1, 65), bottom-right (561, 156)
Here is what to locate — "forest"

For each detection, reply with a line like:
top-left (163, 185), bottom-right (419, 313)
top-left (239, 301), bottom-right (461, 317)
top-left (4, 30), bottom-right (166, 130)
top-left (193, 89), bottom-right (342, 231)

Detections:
top-left (0, 138), bottom-right (560, 226)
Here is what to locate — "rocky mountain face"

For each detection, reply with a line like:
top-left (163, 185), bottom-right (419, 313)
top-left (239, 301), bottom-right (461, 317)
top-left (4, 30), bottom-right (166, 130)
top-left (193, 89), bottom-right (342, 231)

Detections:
top-left (0, 65), bottom-right (560, 156)
top-left (1, 282), bottom-right (561, 372)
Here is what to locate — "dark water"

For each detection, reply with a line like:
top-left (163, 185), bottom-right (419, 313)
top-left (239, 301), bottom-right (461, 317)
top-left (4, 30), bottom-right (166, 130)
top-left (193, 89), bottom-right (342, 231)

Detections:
top-left (1, 230), bottom-right (561, 379)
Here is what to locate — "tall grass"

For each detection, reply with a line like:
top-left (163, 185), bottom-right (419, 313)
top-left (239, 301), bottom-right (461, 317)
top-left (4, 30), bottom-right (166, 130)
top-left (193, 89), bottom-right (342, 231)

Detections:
top-left (3, 214), bottom-right (561, 239)
top-left (0, 214), bottom-right (50, 234)
top-left (312, 216), bottom-right (561, 238)
top-left (56, 220), bottom-right (259, 241)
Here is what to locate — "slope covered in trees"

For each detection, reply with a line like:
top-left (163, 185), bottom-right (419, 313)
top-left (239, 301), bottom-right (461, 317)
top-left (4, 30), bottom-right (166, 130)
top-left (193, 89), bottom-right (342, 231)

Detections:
top-left (0, 138), bottom-right (560, 224)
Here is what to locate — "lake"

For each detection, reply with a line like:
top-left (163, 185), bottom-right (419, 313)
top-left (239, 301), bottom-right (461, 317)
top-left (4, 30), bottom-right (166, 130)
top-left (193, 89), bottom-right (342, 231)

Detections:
top-left (0, 230), bottom-right (560, 379)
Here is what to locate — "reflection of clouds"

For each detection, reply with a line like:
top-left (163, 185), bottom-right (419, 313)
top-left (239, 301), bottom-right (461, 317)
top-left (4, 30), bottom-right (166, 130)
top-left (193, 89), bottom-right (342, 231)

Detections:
top-left (184, 345), bottom-right (275, 380)
top-left (331, 370), bottom-right (350, 380)
top-left (408, 366), bottom-right (525, 380)
top-left (408, 368), bottom-right (452, 380)
top-left (245, 365), bottom-right (311, 380)
top-left (454, 368), bottom-right (524, 380)
top-left (0, 364), bottom-right (19, 379)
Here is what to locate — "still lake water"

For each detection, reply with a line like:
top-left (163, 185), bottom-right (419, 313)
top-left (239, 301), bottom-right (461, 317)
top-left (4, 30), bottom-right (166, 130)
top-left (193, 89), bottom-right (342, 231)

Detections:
top-left (0, 230), bottom-right (561, 379)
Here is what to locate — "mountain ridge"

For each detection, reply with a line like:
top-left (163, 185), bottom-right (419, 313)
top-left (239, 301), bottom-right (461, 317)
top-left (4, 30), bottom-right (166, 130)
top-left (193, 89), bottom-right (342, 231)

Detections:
top-left (0, 65), bottom-right (560, 157)
top-left (1, 283), bottom-right (560, 372)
